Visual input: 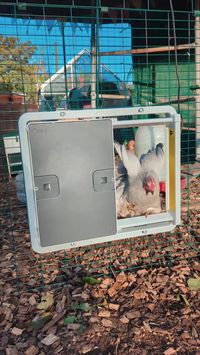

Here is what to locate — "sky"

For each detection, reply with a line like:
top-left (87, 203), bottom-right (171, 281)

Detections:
top-left (0, 16), bottom-right (133, 84)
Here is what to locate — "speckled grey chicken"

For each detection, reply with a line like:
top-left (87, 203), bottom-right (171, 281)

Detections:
top-left (127, 168), bottom-right (161, 215)
top-left (140, 142), bottom-right (165, 181)
top-left (115, 142), bottom-right (163, 216)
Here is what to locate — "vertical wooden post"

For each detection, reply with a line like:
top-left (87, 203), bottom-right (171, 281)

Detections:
top-left (195, 1), bottom-right (200, 158)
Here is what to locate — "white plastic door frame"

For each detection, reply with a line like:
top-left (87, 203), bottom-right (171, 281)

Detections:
top-left (19, 106), bottom-right (181, 253)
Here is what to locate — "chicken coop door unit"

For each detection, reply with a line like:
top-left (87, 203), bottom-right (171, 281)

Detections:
top-left (19, 106), bottom-right (181, 253)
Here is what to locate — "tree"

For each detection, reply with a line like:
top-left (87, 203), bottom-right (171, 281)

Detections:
top-left (0, 34), bottom-right (47, 102)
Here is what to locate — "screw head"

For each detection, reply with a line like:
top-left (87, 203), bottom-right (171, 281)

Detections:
top-left (142, 230), bottom-right (147, 234)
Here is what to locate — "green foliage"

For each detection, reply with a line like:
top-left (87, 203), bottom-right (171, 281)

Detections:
top-left (71, 302), bottom-right (91, 312)
top-left (0, 34), bottom-right (47, 102)
top-left (83, 276), bottom-right (101, 285)
top-left (63, 315), bottom-right (78, 325)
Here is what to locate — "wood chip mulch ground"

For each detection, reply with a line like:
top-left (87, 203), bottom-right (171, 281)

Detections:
top-left (0, 172), bottom-right (200, 355)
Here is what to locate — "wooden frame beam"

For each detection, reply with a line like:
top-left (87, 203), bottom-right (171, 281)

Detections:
top-left (99, 43), bottom-right (195, 56)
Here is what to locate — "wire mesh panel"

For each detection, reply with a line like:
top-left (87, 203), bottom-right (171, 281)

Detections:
top-left (0, 0), bottom-right (199, 295)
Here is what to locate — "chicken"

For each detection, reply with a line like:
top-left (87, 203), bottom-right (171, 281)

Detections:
top-left (140, 142), bottom-right (165, 181)
top-left (114, 142), bottom-right (161, 216)
top-left (127, 169), bottom-right (161, 215)
top-left (114, 141), bottom-right (141, 178)
top-left (114, 141), bottom-right (141, 217)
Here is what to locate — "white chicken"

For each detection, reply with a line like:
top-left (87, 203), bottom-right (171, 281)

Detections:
top-left (114, 141), bottom-right (141, 179)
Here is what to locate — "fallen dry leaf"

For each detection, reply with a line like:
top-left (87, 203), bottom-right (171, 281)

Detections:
top-left (187, 278), bottom-right (200, 290)
top-left (37, 292), bottom-right (54, 311)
